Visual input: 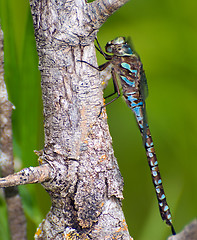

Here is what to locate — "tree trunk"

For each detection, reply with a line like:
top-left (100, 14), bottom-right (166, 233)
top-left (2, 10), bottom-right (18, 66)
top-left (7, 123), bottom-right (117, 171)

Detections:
top-left (29, 0), bottom-right (132, 239)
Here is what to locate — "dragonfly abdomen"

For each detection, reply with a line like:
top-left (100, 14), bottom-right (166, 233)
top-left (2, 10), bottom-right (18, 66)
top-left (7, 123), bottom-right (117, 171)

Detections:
top-left (125, 90), bottom-right (174, 228)
top-left (145, 129), bottom-right (173, 227)
top-left (124, 91), bottom-right (145, 132)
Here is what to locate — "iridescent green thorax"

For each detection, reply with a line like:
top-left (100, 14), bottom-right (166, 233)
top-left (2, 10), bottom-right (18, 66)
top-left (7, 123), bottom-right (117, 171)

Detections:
top-left (105, 37), bottom-right (133, 56)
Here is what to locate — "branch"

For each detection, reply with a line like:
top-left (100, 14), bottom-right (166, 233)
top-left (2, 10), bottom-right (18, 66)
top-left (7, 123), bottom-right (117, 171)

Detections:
top-left (0, 25), bottom-right (27, 240)
top-left (0, 164), bottom-right (52, 188)
top-left (88, 0), bottom-right (130, 28)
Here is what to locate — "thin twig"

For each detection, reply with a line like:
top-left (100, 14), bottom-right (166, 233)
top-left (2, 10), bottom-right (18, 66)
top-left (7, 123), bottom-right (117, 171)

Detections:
top-left (0, 164), bottom-right (53, 188)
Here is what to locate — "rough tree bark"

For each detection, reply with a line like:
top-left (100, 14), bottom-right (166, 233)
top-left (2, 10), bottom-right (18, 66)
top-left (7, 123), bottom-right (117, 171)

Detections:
top-left (32, 0), bottom-right (133, 238)
top-left (1, 0), bottom-right (132, 239)
top-left (30, 0), bottom-right (132, 239)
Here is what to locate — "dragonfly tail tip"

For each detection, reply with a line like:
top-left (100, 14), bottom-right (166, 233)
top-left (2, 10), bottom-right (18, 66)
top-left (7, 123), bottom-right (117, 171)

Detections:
top-left (171, 224), bottom-right (176, 235)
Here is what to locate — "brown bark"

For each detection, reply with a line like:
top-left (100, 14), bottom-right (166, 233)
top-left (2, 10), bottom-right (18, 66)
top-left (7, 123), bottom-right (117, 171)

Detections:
top-left (29, 0), bottom-right (132, 239)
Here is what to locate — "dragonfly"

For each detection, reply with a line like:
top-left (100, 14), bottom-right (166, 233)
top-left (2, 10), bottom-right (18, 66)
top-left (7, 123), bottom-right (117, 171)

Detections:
top-left (80, 37), bottom-right (176, 235)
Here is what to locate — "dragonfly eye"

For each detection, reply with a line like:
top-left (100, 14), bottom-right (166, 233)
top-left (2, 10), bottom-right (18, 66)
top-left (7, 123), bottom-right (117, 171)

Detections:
top-left (122, 44), bottom-right (133, 55)
top-left (112, 37), bottom-right (125, 44)
top-left (105, 44), bottom-right (113, 53)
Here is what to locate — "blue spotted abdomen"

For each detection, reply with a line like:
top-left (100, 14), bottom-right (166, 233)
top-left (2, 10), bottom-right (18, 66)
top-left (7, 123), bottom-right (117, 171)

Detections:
top-left (145, 129), bottom-right (173, 226)
top-left (126, 92), bottom-right (173, 226)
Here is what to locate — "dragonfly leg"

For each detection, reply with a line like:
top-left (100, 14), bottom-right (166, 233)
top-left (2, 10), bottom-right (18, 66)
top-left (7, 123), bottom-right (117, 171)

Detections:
top-left (77, 49), bottom-right (120, 116)
top-left (98, 68), bottom-right (121, 117)
top-left (77, 60), bottom-right (111, 72)
top-left (77, 60), bottom-right (118, 116)
top-left (95, 37), bottom-right (112, 60)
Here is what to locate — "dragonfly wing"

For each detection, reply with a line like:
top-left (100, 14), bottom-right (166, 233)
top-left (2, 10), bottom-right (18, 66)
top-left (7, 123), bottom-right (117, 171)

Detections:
top-left (140, 69), bottom-right (148, 100)
top-left (140, 69), bottom-right (148, 145)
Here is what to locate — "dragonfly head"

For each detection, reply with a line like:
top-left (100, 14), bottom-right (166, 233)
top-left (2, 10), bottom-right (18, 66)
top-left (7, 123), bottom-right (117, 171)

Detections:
top-left (105, 37), bottom-right (133, 56)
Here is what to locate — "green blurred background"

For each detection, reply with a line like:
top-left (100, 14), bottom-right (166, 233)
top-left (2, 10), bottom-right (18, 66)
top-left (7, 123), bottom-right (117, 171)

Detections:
top-left (0, 0), bottom-right (197, 239)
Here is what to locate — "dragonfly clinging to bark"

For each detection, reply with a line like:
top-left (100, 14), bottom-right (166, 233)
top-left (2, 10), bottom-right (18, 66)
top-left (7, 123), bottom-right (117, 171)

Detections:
top-left (80, 36), bottom-right (176, 235)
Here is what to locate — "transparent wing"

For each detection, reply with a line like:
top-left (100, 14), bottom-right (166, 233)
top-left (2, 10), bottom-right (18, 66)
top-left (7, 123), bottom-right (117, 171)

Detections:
top-left (140, 69), bottom-right (148, 100)
top-left (140, 69), bottom-right (149, 146)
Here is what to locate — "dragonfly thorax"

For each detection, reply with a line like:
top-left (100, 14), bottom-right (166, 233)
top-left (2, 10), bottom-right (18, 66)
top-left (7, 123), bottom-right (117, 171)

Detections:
top-left (105, 37), bottom-right (133, 57)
